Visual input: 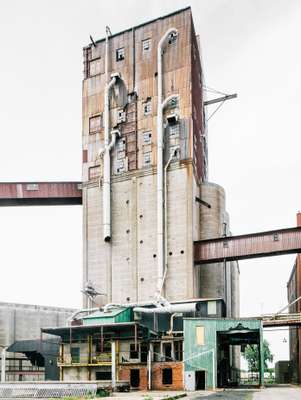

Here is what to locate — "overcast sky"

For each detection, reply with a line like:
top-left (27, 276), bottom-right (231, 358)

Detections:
top-left (0, 0), bottom-right (300, 363)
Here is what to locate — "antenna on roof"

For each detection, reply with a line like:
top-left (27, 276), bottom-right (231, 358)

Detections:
top-left (89, 35), bottom-right (96, 48)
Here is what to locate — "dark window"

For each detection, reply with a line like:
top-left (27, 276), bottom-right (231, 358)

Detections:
top-left (140, 343), bottom-right (148, 363)
top-left (70, 347), bottom-right (80, 363)
top-left (163, 342), bottom-right (172, 361)
top-left (162, 368), bottom-right (173, 385)
top-left (130, 344), bottom-right (139, 359)
top-left (89, 115), bottom-right (102, 134)
top-left (116, 47), bottom-right (125, 61)
top-left (174, 341), bottom-right (183, 361)
top-left (96, 371), bottom-right (111, 380)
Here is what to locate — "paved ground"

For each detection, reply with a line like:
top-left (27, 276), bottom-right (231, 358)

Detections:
top-left (187, 386), bottom-right (301, 400)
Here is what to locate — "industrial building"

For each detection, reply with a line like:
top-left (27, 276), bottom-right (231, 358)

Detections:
top-left (37, 7), bottom-right (245, 391)
top-left (81, 6), bottom-right (239, 314)
top-left (0, 302), bottom-right (74, 381)
top-left (287, 212), bottom-right (301, 383)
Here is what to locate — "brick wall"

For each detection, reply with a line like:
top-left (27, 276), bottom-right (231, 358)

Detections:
top-left (118, 365), bottom-right (148, 390)
top-left (118, 362), bottom-right (183, 391)
top-left (152, 362), bottom-right (183, 390)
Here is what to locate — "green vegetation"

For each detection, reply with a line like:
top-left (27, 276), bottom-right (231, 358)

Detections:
top-left (243, 339), bottom-right (274, 372)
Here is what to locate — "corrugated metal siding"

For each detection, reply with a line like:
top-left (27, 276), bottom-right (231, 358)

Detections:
top-left (194, 227), bottom-right (301, 264)
top-left (184, 318), bottom-right (262, 389)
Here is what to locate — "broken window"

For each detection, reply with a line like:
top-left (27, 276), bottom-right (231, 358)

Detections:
top-left (142, 38), bottom-right (151, 52)
top-left (116, 47), bottom-right (125, 61)
top-left (162, 368), bottom-right (173, 385)
top-left (130, 344), bottom-right (139, 359)
top-left (116, 159), bottom-right (125, 173)
top-left (89, 115), bottom-right (102, 134)
top-left (143, 99), bottom-right (152, 115)
top-left (168, 31), bottom-right (177, 45)
top-left (117, 138), bottom-right (126, 151)
top-left (143, 131), bottom-right (152, 144)
top-left (169, 124), bottom-right (180, 136)
top-left (117, 109), bottom-right (126, 124)
top-left (143, 152), bottom-right (151, 167)
top-left (174, 341), bottom-right (183, 361)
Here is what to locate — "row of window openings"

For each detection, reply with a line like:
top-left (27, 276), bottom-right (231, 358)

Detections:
top-left (89, 113), bottom-right (180, 138)
top-left (69, 342), bottom-right (181, 364)
top-left (90, 34), bottom-right (177, 70)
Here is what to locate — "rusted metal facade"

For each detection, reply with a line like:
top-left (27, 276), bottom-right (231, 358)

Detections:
top-left (194, 227), bottom-right (301, 264)
top-left (81, 7), bottom-right (208, 305)
top-left (287, 212), bottom-right (301, 383)
top-left (0, 182), bottom-right (82, 206)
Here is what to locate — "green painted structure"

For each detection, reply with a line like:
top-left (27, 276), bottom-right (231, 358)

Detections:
top-left (82, 307), bottom-right (132, 326)
top-left (183, 318), bottom-right (264, 390)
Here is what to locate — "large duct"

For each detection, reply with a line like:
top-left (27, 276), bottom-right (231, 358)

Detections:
top-left (134, 302), bottom-right (201, 314)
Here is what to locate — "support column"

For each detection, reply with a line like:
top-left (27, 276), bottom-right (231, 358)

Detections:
top-left (258, 328), bottom-right (264, 387)
top-left (1, 347), bottom-right (7, 382)
top-left (147, 349), bottom-right (152, 390)
top-left (111, 341), bottom-right (116, 390)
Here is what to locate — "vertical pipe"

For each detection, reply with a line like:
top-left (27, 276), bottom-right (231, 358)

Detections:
top-left (156, 28), bottom-right (178, 297)
top-left (111, 341), bottom-right (116, 389)
top-left (147, 349), bottom-right (152, 390)
top-left (1, 347), bottom-right (6, 382)
top-left (103, 27), bottom-right (111, 242)
top-left (156, 39), bottom-right (164, 296)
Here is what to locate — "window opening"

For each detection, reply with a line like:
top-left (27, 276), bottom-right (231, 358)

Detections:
top-left (96, 371), bottom-right (111, 380)
top-left (70, 347), bottom-right (80, 363)
top-left (143, 152), bottom-right (151, 166)
top-left (143, 99), bottom-right (152, 115)
top-left (130, 344), bottom-right (139, 359)
top-left (142, 38), bottom-right (151, 52)
top-left (143, 131), bottom-right (152, 144)
top-left (116, 47), bottom-right (125, 61)
top-left (163, 342), bottom-right (172, 361)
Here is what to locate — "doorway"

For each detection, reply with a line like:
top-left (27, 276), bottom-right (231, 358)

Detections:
top-left (195, 370), bottom-right (206, 390)
top-left (130, 369), bottom-right (140, 388)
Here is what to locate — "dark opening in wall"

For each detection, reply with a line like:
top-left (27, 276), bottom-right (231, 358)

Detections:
top-left (96, 371), bottom-right (111, 380)
top-left (130, 344), bottom-right (139, 359)
top-left (162, 368), bottom-right (173, 385)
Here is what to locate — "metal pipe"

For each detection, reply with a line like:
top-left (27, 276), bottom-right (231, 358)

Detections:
top-left (133, 302), bottom-right (199, 314)
top-left (147, 349), bottom-right (152, 390)
top-left (161, 147), bottom-right (180, 294)
top-left (103, 77), bottom-right (117, 242)
top-left (103, 300), bottom-right (157, 313)
top-left (111, 341), bottom-right (116, 389)
top-left (156, 28), bottom-right (178, 297)
top-left (67, 308), bottom-right (99, 325)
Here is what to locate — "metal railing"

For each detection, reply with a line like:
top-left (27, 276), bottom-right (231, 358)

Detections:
top-left (0, 382), bottom-right (97, 398)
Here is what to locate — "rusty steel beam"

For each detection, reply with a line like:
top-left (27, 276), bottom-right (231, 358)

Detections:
top-left (0, 182), bottom-right (82, 206)
top-left (194, 227), bottom-right (301, 264)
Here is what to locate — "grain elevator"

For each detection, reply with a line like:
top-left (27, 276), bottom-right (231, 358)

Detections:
top-left (81, 7), bottom-right (239, 317)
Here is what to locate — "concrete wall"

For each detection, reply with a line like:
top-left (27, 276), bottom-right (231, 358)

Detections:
top-left (0, 302), bottom-right (74, 347)
top-left (82, 8), bottom-right (206, 306)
